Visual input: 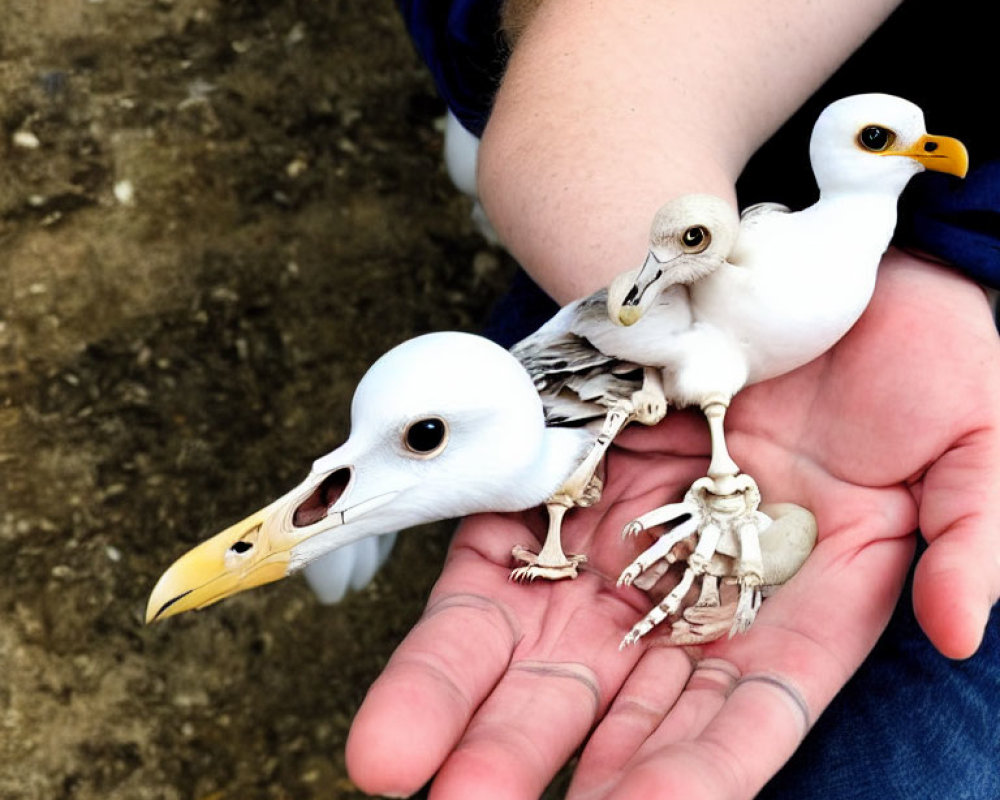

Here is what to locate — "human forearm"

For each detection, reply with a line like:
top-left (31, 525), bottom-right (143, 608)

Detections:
top-left (478, 0), bottom-right (902, 302)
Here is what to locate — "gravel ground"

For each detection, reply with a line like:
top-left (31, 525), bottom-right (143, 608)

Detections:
top-left (0, 2), bottom-right (535, 797)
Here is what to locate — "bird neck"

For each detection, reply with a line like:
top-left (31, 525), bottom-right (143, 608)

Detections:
top-left (810, 190), bottom-right (900, 253)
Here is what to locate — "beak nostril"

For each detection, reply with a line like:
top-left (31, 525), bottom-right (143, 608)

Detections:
top-left (924, 141), bottom-right (938, 153)
top-left (293, 467), bottom-right (352, 527)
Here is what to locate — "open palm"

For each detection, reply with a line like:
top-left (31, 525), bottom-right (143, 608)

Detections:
top-left (345, 250), bottom-right (1000, 799)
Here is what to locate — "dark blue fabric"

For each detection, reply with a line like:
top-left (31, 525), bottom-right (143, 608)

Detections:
top-left (482, 267), bottom-right (558, 348)
top-left (396, 0), bottom-right (506, 137)
top-left (899, 165), bottom-right (1000, 290)
top-left (759, 542), bottom-right (1000, 800)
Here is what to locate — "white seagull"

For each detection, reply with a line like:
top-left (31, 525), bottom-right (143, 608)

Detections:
top-left (146, 331), bottom-right (595, 622)
top-left (606, 92), bottom-right (968, 643)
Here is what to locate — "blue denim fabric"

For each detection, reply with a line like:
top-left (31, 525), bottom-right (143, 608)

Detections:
top-left (396, 0), bottom-right (505, 137)
top-left (759, 543), bottom-right (1000, 800)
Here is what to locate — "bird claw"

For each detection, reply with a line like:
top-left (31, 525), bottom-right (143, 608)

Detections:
top-left (619, 620), bottom-right (654, 650)
top-left (729, 579), bottom-right (763, 636)
top-left (615, 475), bottom-right (808, 645)
top-left (617, 564), bottom-right (642, 588)
top-left (509, 546), bottom-right (586, 582)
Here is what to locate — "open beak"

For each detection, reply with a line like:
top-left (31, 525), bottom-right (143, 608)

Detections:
top-left (145, 456), bottom-right (400, 623)
top-left (890, 133), bottom-right (969, 177)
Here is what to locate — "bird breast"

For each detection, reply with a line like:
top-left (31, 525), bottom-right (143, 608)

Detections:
top-left (693, 197), bottom-right (896, 384)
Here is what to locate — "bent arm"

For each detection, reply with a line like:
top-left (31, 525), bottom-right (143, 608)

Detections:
top-left (478, 0), bottom-right (901, 302)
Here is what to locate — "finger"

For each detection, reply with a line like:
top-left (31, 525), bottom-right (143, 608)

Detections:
top-left (602, 670), bottom-right (811, 799)
top-left (429, 575), bottom-right (644, 799)
top-left (913, 428), bottom-right (1000, 658)
top-left (567, 646), bottom-right (695, 798)
top-left (596, 531), bottom-right (914, 800)
top-left (430, 659), bottom-right (603, 800)
top-left (346, 592), bottom-right (519, 797)
top-left (630, 657), bottom-right (738, 751)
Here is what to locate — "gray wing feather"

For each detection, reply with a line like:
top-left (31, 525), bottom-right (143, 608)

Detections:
top-left (511, 289), bottom-right (643, 425)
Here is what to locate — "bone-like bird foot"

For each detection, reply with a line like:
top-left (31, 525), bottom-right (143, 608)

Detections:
top-left (617, 476), bottom-right (817, 647)
top-left (510, 546), bottom-right (587, 581)
top-left (510, 500), bottom-right (587, 581)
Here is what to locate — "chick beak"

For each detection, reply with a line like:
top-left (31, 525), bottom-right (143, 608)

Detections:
top-left (613, 251), bottom-right (668, 326)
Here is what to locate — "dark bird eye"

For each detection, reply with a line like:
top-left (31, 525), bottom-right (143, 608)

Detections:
top-left (681, 225), bottom-right (709, 252)
top-left (858, 125), bottom-right (895, 152)
top-left (404, 417), bottom-right (448, 455)
top-left (229, 541), bottom-right (253, 554)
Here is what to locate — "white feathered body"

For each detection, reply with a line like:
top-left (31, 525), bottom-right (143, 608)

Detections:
top-left (642, 193), bottom-right (899, 406)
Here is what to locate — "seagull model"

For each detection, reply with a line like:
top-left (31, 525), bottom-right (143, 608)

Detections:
top-left (607, 93), bottom-right (968, 643)
top-left (146, 332), bottom-right (595, 622)
top-left (146, 325), bottom-right (816, 635)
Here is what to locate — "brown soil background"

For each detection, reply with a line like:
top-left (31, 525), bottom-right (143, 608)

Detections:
top-left (0, 1), bottom-right (557, 797)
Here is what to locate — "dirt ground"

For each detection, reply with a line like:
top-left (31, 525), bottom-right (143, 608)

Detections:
top-left (0, 2), bottom-right (546, 797)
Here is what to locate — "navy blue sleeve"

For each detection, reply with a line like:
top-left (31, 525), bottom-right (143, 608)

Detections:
top-left (897, 166), bottom-right (1000, 290)
top-left (396, 0), bottom-right (508, 137)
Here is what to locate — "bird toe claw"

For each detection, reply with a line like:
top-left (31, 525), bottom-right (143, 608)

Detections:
top-left (509, 548), bottom-right (586, 582)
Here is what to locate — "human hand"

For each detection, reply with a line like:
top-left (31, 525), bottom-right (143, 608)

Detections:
top-left (345, 250), bottom-right (1000, 799)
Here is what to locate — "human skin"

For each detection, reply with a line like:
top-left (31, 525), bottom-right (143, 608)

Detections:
top-left (477, 0), bottom-right (903, 302)
top-left (346, 0), bottom-right (1000, 796)
top-left (346, 254), bottom-right (1000, 799)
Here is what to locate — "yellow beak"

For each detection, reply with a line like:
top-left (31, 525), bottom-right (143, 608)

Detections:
top-left (145, 500), bottom-right (294, 623)
top-left (890, 133), bottom-right (969, 177)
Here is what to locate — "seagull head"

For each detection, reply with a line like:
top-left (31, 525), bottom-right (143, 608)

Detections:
top-left (609, 193), bottom-right (740, 326)
top-left (809, 93), bottom-right (968, 198)
top-left (146, 332), bottom-right (566, 622)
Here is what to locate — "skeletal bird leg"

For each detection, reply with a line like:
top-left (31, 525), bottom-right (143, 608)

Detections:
top-left (665, 574), bottom-right (734, 645)
top-left (694, 574), bottom-right (721, 608)
top-left (621, 499), bottom-right (697, 539)
top-left (559, 405), bottom-right (631, 505)
top-left (629, 367), bottom-right (668, 426)
top-left (729, 517), bottom-right (766, 636)
top-left (617, 456), bottom-right (820, 644)
top-left (511, 500), bottom-right (586, 582)
top-left (701, 393), bottom-right (740, 494)
top-left (620, 565), bottom-right (698, 649)
top-left (510, 402), bottom-right (633, 581)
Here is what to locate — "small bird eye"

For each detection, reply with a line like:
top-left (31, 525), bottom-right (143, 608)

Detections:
top-left (858, 125), bottom-right (895, 152)
top-left (681, 225), bottom-right (710, 252)
top-left (229, 541), bottom-right (253, 554)
top-left (404, 417), bottom-right (448, 456)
